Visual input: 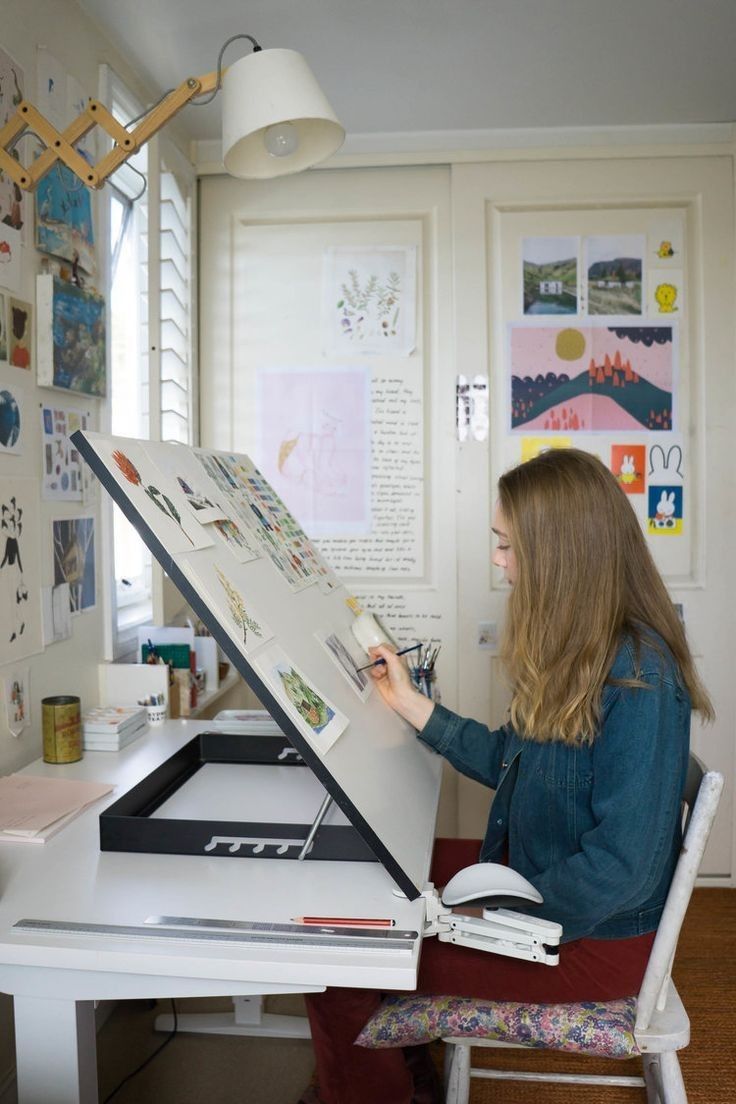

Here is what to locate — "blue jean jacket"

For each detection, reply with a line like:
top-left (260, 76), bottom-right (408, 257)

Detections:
top-left (418, 633), bottom-right (691, 942)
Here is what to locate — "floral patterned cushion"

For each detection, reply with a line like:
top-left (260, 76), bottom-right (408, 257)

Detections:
top-left (355, 994), bottom-right (640, 1058)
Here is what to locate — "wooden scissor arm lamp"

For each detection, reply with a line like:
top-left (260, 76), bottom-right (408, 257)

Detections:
top-left (0, 71), bottom-right (218, 192)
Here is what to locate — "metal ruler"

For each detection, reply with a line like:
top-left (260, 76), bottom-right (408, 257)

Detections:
top-left (13, 917), bottom-right (417, 954)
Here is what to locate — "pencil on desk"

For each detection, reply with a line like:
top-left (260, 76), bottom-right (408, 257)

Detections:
top-left (292, 916), bottom-right (396, 928)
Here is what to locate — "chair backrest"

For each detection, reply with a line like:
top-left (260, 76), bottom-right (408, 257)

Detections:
top-left (634, 752), bottom-right (724, 1031)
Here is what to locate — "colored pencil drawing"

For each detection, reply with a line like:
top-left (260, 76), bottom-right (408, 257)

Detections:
top-left (0, 479), bottom-right (43, 664)
top-left (8, 298), bottom-right (32, 371)
top-left (0, 291), bottom-right (7, 362)
top-left (509, 324), bottom-right (674, 433)
top-left (215, 566), bottom-right (266, 646)
top-left (277, 663), bottom-right (335, 733)
top-left (253, 645), bottom-right (348, 755)
top-left (35, 163), bottom-right (96, 274)
top-left (256, 367), bottom-right (371, 537)
top-left (0, 385), bottom-right (22, 452)
top-left (52, 515), bottom-right (96, 613)
top-left (322, 246), bottom-right (417, 356)
top-left (610, 444), bottom-right (646, 495)
top-left (316, 629), bottom-right (372, 701)
top-left (0, 47), bottom-right (26, 231)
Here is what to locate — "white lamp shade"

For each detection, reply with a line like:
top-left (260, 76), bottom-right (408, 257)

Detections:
top-left (221, 48), bottom-right (345, 179)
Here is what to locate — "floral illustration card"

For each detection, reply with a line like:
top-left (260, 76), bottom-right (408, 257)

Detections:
top-left (91, 435), bottom-right (214, 554)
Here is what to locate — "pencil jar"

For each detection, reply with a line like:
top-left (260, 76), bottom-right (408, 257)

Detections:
top-left (42, 695), bottom-right (82, 764)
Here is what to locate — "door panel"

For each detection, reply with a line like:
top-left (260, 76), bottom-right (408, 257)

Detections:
top-left (452, 157), bottom-right (734, 876)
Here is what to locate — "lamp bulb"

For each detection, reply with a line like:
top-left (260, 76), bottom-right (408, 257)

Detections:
top-left (263, 122), bottom-right (299, 158)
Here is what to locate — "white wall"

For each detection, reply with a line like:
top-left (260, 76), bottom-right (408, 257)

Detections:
top-left (0, 0), bottom-right (186, 1088)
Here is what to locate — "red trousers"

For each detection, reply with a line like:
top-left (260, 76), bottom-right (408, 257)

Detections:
top-left (303, 838), bottom-right (655, 1104)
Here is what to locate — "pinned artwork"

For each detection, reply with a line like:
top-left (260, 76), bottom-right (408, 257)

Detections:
top-left (0, 290), bottom-right (7, 363)
top-left (0, 226), bottom-right (22, 294)
top-left (36, 275), bottom-right (106, 397)
top-left (91, 436), bottom-right (214, 554)
top-left (8, 297), bottom-right (32, 371)
top-left (322, 245), bottom-right (417, 356)
top-left (52, 516), bottom-right (96, 612)
top-left (648, 486), bottom-right (683, 535)
top-left (253, 644), bottom-right (348, 756)
top-left (35, 165), bottom-right (96, 274)
top-left (177, 551), bottom-right (274, 657)
top-left (195, 449), bottom-right (334, 592)
top-left (0, 47), bottom-right (26, 232)
top-left (0, 376), bottom-right (24, 453)
top-left (2, 665), bottom-right (30, 737)
top-left (41, 404), bottom-right (92, 500)
top-left (255, 366), bottom-right (371, 537)
top-left (509, 324), bottom-right (675, 433)
top-left (315, 629), bottom-right (373, 702)
top-left (647, 443), bottom-right (684, 536)
top-left (143, 441), bottom-right (233, 527)
top-left (522, 236), bottom-right (578, 315)
top-left (0, 477), bottom-right (44, 664)
top-left (610, 444), bottom-right (646, 495)
top-left (649, 223), bottom-right (683, 266)
top-left (520, 436), bottom-right (571, 462)
top-left (648, 270), bottom-right (683, 317)
top-left (584, 235), bottom-right (644, 315)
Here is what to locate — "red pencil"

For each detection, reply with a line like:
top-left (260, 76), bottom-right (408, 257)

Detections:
top-left (292, 916), bottom-right (395, 928)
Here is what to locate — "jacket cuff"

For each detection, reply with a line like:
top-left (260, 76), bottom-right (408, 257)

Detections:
top-left (417, 703), bottom-right (461, 753)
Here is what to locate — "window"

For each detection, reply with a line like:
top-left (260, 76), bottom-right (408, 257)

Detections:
top-left (106, 74), bottom-right (151, 656)
top-left (101, 70), bottom-right (197, 658)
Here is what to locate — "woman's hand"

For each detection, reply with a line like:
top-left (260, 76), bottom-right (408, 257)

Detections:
top-left (369, 645), bottom-right (435, 731)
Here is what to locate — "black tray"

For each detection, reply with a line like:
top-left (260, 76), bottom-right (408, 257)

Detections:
top-left (100, 731), bottom-right (377, 863)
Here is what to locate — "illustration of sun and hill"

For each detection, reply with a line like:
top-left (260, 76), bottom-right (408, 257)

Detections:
top-left (510, 326), bottom-right (673, 432)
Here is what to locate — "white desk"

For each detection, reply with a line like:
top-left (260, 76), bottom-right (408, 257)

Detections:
top-left (0, 721), bottom-right (426, 1104)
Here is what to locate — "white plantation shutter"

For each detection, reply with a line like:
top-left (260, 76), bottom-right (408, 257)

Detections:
top-left (158, 146), bottom-right (197, 445)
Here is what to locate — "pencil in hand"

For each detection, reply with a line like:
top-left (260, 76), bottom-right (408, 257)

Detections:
top-left (356, 643), bottom-right (422, 673)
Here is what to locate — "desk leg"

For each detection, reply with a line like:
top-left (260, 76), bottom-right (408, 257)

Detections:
top-left (14, 996), bottom-right (98, 1104)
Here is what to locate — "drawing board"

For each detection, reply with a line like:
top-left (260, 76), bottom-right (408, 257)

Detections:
top-left (73, 431), bottom-right (443, 899)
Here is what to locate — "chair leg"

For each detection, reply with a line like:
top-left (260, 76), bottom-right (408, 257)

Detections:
top-left (642, 1054), bottom-right (663, 1103)
top-left (444, 1042), bottom-right (471, 1104)
top-left (659, 1051), bottom-right (688, 1104)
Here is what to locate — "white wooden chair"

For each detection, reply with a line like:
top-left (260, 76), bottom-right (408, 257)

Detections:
top-left (441, 753), bottom-right (723, 1104)
top-left (357, 754), bottom-right (723, 1104)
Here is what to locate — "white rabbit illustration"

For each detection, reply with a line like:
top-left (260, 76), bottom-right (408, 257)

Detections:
top-left (619, 454), bottom-right (636, 484)
top-left (648, 444), bottom-right (683, 485)
top-left (653, 490), bottom-right (677, 529)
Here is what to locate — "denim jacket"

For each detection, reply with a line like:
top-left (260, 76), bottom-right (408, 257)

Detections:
top-left (418, 632), bottom-right (690, 943)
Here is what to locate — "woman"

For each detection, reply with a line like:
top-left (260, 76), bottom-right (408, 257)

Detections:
top-left (301, 448), bottom-right (713, 1104)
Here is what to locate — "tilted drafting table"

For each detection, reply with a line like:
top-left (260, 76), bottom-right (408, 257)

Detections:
top-left (0, 432), bottom-right (444, 1104)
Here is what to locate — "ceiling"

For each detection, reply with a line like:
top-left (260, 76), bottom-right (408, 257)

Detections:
top-left (78, 0), bottom-right (736, 145)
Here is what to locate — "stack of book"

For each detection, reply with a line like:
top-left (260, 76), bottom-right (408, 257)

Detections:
top-left (82, 706), bottom-right (148, 751)
top-left (211, 709), bottom-right (285, 736)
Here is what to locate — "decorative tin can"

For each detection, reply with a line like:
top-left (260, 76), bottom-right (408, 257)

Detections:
top-left (42, 695), bottom-right (82, 764)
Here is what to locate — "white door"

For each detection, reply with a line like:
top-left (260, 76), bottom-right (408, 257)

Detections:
top-left (199, 166), bottom-right (459, 833)
top-left (451, 156), bottom-right (735, 878)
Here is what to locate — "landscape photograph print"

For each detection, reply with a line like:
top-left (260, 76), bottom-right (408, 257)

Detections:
top-left (509, 323), bottom-right (674, 433)
top-left (585, 234), bottom-right (644, 315)
top-left (522, 236), bottom-right (578, 315)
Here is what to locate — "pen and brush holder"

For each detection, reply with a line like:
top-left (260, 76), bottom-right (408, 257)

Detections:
top-left (411, 666), bottom-right (441, 703)
top-left (146, 703), bottom-right (167, 725)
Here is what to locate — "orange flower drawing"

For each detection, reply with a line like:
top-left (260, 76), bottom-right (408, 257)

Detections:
top-left (112, 450), bottom-right (142, 485)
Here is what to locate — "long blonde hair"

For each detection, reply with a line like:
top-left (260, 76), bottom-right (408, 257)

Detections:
top-left (498, 448), bottom-right (713, 744)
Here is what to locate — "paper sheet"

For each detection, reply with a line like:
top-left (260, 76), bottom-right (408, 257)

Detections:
top-left (0, 774), bottom-right (113, 836)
